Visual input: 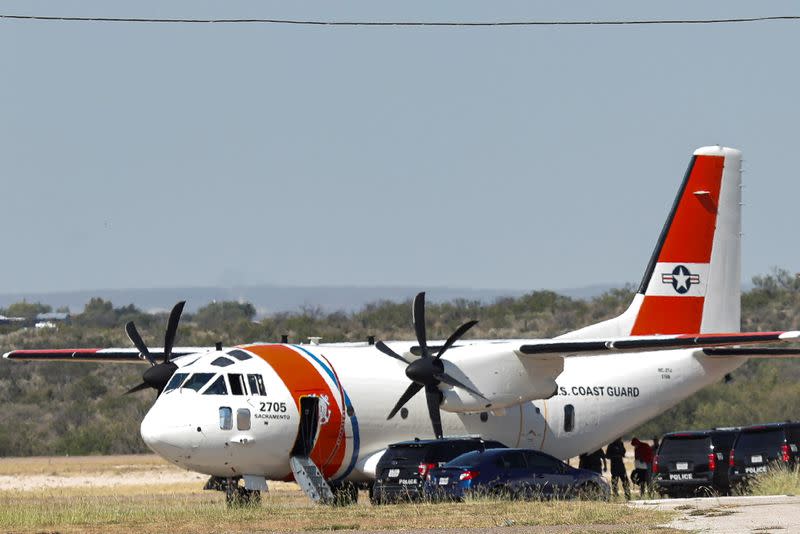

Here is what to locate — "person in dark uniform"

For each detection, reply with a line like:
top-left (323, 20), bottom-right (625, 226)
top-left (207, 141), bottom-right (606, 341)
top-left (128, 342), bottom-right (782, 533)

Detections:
top-left (606, 438), bottom-right (631, 499)
top-left (584, 449), bottom-right (606, 474)
top-left (578, 453), bottom-right (588, 470)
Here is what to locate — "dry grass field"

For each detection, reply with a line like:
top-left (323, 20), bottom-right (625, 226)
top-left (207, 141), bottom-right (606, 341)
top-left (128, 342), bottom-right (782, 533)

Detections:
top-left (0, 454), bottom-right (675, 534)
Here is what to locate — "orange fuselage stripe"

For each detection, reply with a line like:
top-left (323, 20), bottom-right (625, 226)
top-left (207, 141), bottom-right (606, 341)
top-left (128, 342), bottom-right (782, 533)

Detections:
top-left (244, 344), bottom-right (346, 478)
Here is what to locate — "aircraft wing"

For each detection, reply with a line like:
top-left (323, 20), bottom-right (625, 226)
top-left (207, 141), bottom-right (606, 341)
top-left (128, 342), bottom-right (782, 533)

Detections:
top-left (3, 347), bottom-right (203, 363)
top-left (517, 331), bottom-right (800, 356)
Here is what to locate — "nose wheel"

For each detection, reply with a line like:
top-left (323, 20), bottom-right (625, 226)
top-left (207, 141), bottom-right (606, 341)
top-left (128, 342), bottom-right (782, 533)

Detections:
top-left (212, 476), bottom-right (262, 507)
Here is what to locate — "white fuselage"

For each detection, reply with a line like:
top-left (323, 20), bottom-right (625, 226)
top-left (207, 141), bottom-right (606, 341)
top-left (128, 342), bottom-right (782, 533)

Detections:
top-left (140, 342), bottom-right (744, 484)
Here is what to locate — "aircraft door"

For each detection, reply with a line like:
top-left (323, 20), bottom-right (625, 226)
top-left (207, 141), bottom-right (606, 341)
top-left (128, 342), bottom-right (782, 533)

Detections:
top-left (291, 396), bottom-right (320, 457)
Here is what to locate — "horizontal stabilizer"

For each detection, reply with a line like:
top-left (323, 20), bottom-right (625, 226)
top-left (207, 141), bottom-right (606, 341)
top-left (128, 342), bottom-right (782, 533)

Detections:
top-left (518, 331), bottom-right (800, 356)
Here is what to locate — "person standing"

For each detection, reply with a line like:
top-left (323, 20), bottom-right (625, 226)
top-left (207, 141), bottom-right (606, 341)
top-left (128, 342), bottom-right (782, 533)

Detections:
top-left (606, 438), bottom-right (630, 499)
top-left (631, 437), bottom-right (654, 496)
top-left (584, 449), bottom-right (606, 475)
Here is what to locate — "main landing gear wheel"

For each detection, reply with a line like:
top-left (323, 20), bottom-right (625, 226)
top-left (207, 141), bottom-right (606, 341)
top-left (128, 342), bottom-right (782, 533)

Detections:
top-left (224, 477), bottom-right (262, 507)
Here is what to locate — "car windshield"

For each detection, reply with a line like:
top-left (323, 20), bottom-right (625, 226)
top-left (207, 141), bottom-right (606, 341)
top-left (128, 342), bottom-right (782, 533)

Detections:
top-left (736, 429), bottom-right (784, 453)
top-left (660, 436), bottom-right (711, 456)
top-left (445, 450), bottom-right (485, 468)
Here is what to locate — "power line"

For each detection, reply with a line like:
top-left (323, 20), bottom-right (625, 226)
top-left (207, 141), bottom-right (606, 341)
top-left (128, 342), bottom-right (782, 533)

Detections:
top-left (0, 13), bottom-right (799, 27)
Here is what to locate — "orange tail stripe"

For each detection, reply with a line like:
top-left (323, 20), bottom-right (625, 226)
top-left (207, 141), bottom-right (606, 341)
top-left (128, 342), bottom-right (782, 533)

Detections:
top-left (631, 296), bottom-right (704, 335)
top-left (658, 155), bottom-right (724, 263)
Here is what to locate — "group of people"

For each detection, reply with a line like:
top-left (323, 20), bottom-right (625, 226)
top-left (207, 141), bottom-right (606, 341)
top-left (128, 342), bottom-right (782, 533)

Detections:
top-left (577, 436), bottom-right (659, 499)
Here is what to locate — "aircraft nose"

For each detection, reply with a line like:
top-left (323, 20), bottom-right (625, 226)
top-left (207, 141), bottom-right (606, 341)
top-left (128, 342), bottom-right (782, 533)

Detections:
top-left (141, 403), bottom-right (203, 458)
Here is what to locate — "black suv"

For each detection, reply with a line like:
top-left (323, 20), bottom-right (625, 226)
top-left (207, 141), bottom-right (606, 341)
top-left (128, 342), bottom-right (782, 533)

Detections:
top-left (729, 422), bottom-right (800, 488)
top-left (371, 437), bottom-right (506, 503)
top-left (653, 428), bottom-right (739, 497)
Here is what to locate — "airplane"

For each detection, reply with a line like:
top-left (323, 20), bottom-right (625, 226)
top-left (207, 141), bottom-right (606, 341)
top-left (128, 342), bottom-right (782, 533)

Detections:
top-left (6, 145), bottom-right (800, 505)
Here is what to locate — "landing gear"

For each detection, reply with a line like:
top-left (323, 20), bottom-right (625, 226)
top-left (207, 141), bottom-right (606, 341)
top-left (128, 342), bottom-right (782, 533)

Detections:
top-left (222, 477), bottom-right (262, 507)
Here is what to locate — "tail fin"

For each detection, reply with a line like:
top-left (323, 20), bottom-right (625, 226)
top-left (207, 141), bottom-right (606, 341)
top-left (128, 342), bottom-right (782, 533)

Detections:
top-left (562, 146), bottom-right (742, 338)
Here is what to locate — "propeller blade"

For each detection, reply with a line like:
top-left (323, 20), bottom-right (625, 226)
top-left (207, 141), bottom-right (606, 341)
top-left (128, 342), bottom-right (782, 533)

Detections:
top-left (424, 385), bottom-right (444, 439)
top-left (163, 301), bottom-right (186, 363)
top-left (125, 321), bottom-right (156, 366)
top-left (124, 382), bottom-right (150, 395)
top-left (412, 292), bottom-right (430, 358)
top-left (434, 372), bottom-right (488, 400)
top-left (435, 320), bottom-right (478, 360)
top-left (387, 382), bottom-right (423, 420)
top-left (375, 341), bottom-right (410, 364)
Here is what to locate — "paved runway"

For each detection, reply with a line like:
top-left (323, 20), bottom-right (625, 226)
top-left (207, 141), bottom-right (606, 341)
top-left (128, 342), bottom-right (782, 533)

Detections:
top-left (632, 495), bottom-right (800, 533)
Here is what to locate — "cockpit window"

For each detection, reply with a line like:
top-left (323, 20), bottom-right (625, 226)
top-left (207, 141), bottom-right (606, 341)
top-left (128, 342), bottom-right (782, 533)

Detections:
top-left (182, 373), bottom-right (215, 391)
top-left (228, 374), bottom-right (246, 395)
top-left (203, 375), bottom-right (228, 395)
top-left (247, 374), bottom-right (267, 396)
top-left (164, 373), bottom-right (189, 392)
top-left (228, 349), bottom-right (252, 361)
top-left (211, 357), bottom-right (234, 367)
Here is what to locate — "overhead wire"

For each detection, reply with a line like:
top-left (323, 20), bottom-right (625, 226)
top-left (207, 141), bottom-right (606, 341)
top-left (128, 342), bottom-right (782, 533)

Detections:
top-left (0, 13), bottom-right (799, 27)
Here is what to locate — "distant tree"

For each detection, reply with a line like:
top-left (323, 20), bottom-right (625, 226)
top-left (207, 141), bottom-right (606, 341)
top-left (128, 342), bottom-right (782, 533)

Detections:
top-left (4, 300), bottom-right (51, 320)
top-left (76, 298), bottom-right (117, 328)
top-left (194, 301), bottom-right (256, 330)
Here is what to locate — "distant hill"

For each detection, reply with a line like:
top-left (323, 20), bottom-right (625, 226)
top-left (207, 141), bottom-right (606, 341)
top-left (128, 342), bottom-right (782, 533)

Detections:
top-left (0, 283), bottom-right (619, 316)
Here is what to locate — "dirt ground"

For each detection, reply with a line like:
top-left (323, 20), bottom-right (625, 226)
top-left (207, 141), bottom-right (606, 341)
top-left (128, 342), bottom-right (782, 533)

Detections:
top-left (0, 454), bottom-right (673, 534)
top-left (633, 495), bottom-right (800, 533)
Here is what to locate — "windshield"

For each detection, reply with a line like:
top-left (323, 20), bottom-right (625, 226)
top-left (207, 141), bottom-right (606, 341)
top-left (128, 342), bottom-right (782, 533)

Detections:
top-left (182, 373), bottom-right (215, 391)
top-left (202, 375), bottom-right (228, 395)
top-left (164, 373), bottom-right (188, 392)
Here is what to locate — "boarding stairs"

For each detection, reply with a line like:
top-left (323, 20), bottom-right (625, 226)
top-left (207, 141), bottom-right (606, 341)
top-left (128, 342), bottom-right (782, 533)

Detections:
top-left (290, 395), bottom-right (334, 504)
top-left (290, 455), bottom-right (334, 504)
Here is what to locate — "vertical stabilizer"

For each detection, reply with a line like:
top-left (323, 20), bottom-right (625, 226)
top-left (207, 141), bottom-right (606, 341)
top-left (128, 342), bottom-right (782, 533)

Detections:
top-left (561, 146), bottom-right (742, 339)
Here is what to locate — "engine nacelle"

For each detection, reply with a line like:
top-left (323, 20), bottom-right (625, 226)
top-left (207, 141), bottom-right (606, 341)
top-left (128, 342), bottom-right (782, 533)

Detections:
top-left (438, 342), bottom-right (563, 413)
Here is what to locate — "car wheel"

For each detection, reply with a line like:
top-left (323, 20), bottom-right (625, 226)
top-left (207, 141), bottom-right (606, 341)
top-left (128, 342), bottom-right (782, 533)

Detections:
top-left (369, 485), bottom-right (384, 505)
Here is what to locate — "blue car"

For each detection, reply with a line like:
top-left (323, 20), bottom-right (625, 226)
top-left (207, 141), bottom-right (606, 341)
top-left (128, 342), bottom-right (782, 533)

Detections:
top-left (424, 448), bottom-right (609, 500)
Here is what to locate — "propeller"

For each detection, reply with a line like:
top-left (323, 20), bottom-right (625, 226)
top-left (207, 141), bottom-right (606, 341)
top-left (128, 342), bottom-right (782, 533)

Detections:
top-left (376, 292), bottom-right (486, 439)
top-left (124, 301), bottom-right (186, 395)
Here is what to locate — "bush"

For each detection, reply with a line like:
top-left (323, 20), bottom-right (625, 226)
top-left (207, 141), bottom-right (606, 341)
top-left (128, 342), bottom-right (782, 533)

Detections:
top-left (749, 464), bottom-right (800, 496)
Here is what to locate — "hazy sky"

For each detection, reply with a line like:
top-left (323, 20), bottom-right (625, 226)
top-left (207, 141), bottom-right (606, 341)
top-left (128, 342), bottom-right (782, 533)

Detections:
top-left (2, 1), bottom-right (799, 294)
